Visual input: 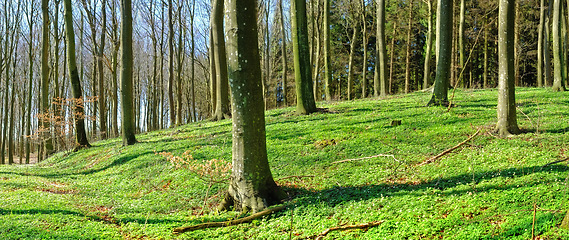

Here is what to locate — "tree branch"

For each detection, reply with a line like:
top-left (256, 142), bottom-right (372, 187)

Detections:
top-left (418, 129), bottom-right (481, 166)
top-left (172, 205), bottom-right (286, 234)
top-left (331, 154), bottom-right (400, 164)
top-left (311, 221), bottom-right (384, 240)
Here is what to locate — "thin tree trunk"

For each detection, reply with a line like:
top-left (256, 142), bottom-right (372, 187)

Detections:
top-left (25, 0), bottom-right (35, 164)
top-left (168, 0), bottom-right (176, 126)
top-left (552, 0), bottom-right (566, 91)
top-left (176, 2), bottom-right (184, 125)
top-left (323, 0), bottom-right (332, 101)
top-left (211, 0), bottom-right (231, 120)
top-left (388, 25), bottom-right (396, 95)
top-left (347, 23), bottom-right (358, 100)
top-left (279, 0), bottom-right (288, 106)
top-left (483, 18), bottom-right (489, 88)
top-left (121, 0), bottom-right (137, 145)
top-left (292, 0), bottom-right (317, 114)
top-left (41, 0), bottom-right (54, 157)
top-left (361, 0), bottom-right (368, 98)
top-left (423, 0), bottom-right (434, 89)
top-left (98, 0), bottom-right (107, 138)
top-left (63, 0), bottom-right (91, 149)
top-left (405, 0), bottom-right (414, 94)
top-left (377, 0), bottom-right (388, 97)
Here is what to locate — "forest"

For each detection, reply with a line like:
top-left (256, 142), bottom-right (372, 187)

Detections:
top-left (0, 0), bottom-right (569, 239)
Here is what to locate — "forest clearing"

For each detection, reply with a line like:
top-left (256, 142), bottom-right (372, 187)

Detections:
top-left (1, 88), bottom-right (569, 239)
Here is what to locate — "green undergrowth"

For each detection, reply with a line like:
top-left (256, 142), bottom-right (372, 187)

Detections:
top-left (1, 88), bottom-right (569, 239)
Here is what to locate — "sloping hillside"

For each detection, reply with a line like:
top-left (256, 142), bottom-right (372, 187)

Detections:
top-left (1, 88), bottom-right (569, 239)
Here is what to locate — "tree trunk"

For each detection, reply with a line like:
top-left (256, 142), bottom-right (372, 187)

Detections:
top-left (111, 3), bottom-right (120, 137)
top-left (423, 0), bottom-right (434, 89)
top-left (121, 0), bottom-right (137, 145)
top-left (63, 0), bottom-right (91, 149)
top-left (361, 0), bottom-right (368, 98)
top-left (99, 0), bottom-right (108, 138)
top-left (25, 0), bottom-right (35, 164)
top-left (209, 30), bottom-right (217, 116)
top-left (292, 0), bottom-right (317, 114)
top-left (279, 0), bottom-right (288, 106)
top-left (427, 0), bottom-right (453, 106)
top-left (220, 0), bottom-right (285, 213)
top-left (167, 0), bottom-right (176, 126)
top-left (388, 25), bottom-right (396, 94)
top-left (377, 0), bottom-right (388, 97)
top-left (496, 0), bottom-right (520, 137)
top-left (211, 0), bottom-right (231, 120)
top-left (177, 3), bottom-right (185, 125)
top-left (190, 0), bottom-right (196, 122)
top-left (545, 1), bottom-right (553, 87)
top-left (513, 1), bottom-right (520, 87)
top-left (552, 0), bottom-right (566, 91)
top-left (404, 0), bottom-right (414, 94)
top-left (347, 23), bottom-right (358, 100)
top-left (41, 0), bottom-right (54, 157)
top-left (459, 0), bottom-right (465, 87)
top-left (324, 0), bottom-right (332, 101)
top-left (484, 18), bottom-right (489, 88)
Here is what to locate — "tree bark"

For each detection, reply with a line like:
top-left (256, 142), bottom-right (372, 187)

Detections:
top-left (323, 0), bottom-right (332, 101)
top-left (64, 0), bottom-right (91, 149)
top-left (376, 0), bottom-right (388, 97)
top-left (292, 0), bottom-right (317, 114)
top-left (25, 0), bottom-right (35, 164)
top-left (279, 0), bottom-right (288, 106)
top-left (220, 0), bottom-right (286, 213)
top-left (427, 0), bottom-right (453, 106)
top-left (99, 0), bottom-right (108, 138)
top-left (483, 18), bottom-right (488, 88)
top-left (459, 0), bottom-right (465, 87)
top-left (211, 0), bottom-right (231, 120)
top-left (120, 0), bottom-right (137, 145)
top-left (41, 0), bottom-right (54, 157)
top-left (496, 0), bottom-right (520, 137)
top-left (361, 0), bottom-right (368, 98)
top-left (404, 0), bottom-right (414, 94)
top-left (347, 23), bottom-right (358, 100)
top-left (423, 0), bottom-right (434, 89)
top-left (552, 0), bottom-right (566, 91)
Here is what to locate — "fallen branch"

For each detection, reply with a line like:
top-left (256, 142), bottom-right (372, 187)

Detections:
top-left (541, 157), bottom-right (569, 168)
top-left (311, 221), bottom-right (384, 240)
top-left (418, 129), bottom-right (481, 166)
top-left (331, 154), bottom-right (400, 165)
top-left (173, 205), bottom-right (286, 234)
top-left (277, 175), bottom-right (315, 181)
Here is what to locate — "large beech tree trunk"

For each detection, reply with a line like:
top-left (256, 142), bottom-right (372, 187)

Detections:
top-left (63, 0), bottom-right (91, 149)
top-left (41, 0), bottom-right (54, 157)
top-left (427, 0), bottom-right (453, 106)
top-left (219, 0), bottom-right (285, 213)
top-left (552, 0), bottom-right (566, 91)
top-left (323, 0), bottom-right (332, 101)
top-left (496, 0), bottom-right (520, 137)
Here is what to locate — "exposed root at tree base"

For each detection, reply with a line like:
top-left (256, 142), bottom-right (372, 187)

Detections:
top-left (73, 144), bottom-right (91, 152)
top-left (172, 205), bottom-right (286, 234)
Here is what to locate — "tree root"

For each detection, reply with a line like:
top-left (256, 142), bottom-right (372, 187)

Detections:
top-left (418, 128), bottom-right (481, 166)
top-left (310, 220), bottom-right (384, 240)
top-left (172, 205), bottom-right (286, 234)
top-left (541, 157), bottom-right (569, 168)
top-left (331, 154), bottom-right (400, 165)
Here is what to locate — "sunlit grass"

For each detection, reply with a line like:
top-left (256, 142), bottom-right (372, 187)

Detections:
top-left (1, 88), bottom-right (568, 239)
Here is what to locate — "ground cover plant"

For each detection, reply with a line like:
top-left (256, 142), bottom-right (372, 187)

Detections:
top-left (1, 88), bottom-right (569, 239)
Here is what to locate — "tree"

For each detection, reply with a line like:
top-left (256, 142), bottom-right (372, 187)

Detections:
top-left (496, 0), bottom-right (520, 137)
top-left (427, 0), bottom-right (453, 106)
top-left (375, 0), bottom-right (388, 97)
top-left (422, 0), bottom-right (434, 89)
top-left (168, 0), bottom-right (175, 126)
top-left (323, 0), bottom-right (332, 101)
top-left (360, 0), bottom-right (368, 98)
top-left (552, 0), bottom-right (566, 91)
top-left (121, 0), bottom-right (137, 146)
top-left (404, 0), bottom-right (414, 94)
top-left (279, 0), bottom-right (288, 106)
top-left (211, 0), bottom-right (231, 120)
top-left (537, 0), bottom-right (545, 88)
top-left (292, 0), bottom-right (317, 114)
top-left (41, 0), bottom-right (54, 157)
top-left (63, 0), bottom-right (91, 149)
top-left (98, 0), bottom-right (108, 139)
top-left (219, 0), bottom-right (285, 213)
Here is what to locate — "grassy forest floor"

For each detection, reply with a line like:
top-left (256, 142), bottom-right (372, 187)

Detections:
top-left (1, 88), bottom-right (569, 239)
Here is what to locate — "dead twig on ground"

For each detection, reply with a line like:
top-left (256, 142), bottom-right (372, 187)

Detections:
top-left (418, 129), bottom-right (481, 166)
top-left (541, 157), bottom-right (569, 168)
top-left (331, 154), bottom-right (400, 165)
top-left (277, 175), bottom-right (315, 181)
top-left (310, 221), bottom-right (384, 240)
top-left (173, 205), bottom-right (286, 234)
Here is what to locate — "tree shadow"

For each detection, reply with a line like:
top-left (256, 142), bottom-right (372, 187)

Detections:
top-left (281, 164), bottom-right (569, 209)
